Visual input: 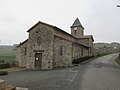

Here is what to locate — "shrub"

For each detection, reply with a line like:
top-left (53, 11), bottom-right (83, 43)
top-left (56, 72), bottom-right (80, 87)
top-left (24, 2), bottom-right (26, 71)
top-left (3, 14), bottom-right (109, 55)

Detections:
top-left (116, 54), bottom-right (120, 65)
top-left (0, 71), bottom-right (8, 76)
top-left (72, 56), bottom-right (94, 64)
top-left (0, 63), bottom-right (10, 69)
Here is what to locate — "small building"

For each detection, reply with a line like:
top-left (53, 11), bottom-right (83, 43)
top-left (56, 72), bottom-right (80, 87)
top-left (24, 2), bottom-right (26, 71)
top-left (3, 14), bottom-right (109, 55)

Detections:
top-left (16, 18), bottom-right (94, 69)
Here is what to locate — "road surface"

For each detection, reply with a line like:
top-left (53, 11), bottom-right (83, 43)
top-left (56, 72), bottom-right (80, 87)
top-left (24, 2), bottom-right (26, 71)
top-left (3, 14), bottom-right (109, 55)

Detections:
top-left (0, 53), bottom-right (120, 90)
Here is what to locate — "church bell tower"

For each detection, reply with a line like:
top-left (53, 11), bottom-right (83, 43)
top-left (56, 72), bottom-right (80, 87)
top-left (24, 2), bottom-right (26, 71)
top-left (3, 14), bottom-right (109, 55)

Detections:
top-left (70, 18), bottom-right (84, 36)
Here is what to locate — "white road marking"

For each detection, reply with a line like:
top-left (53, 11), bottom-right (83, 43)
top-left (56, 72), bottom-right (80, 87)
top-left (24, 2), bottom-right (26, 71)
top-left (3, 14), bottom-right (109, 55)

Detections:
top-left (69, 69), bottom-right (78, 82)
top-left (16, 87), bottom-right (28, 90)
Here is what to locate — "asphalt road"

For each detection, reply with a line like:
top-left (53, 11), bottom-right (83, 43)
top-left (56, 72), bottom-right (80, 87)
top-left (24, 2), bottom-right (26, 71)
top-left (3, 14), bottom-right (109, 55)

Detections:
top-left (0, 53), bottom-right (120, 90)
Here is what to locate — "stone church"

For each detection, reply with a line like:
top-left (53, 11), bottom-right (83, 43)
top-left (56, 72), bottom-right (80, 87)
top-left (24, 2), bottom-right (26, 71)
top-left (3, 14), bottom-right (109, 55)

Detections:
top-left (16, 18), bottom-right (94, 69)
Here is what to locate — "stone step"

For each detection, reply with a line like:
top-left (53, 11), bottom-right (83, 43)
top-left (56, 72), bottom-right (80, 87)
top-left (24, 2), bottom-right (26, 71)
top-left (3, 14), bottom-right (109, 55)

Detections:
top-left (0, 79), bottom-right (28, 90)
top-left (16, 87), bottom-right (28, 90)
top-left (0, 79), bottom-right (6, 90)
top-left (5, 85), bottom-right (16, 90)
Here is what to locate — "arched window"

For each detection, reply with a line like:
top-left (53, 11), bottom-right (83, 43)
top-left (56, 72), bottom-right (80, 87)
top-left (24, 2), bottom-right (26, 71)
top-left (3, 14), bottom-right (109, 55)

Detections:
top-left (59, 46), bottom-right (63, 56)
top-left (74, 30), bottom-right (77, 34)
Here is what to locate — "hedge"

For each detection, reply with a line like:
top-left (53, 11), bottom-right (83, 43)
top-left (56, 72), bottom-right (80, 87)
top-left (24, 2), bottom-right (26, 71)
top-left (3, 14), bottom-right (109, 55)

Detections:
top-left (72, 56), bottom-right (94, 64)
top-left (0, 63), bottom-right (10, 69)
top-left (0, 71), bottom-right (8, 76)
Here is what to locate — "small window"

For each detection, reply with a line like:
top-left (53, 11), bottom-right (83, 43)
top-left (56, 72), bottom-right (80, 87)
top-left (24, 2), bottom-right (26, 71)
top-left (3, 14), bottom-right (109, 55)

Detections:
top-left (89, 48), bottom-right (91, 54)
top-left (81, 47), bottom-right (83, 56)
top-left (75, 30), bottom-right (77, 34)
top-left (59, 46), bottom-right (63, 56)
top-left (25, 47), bottom-right (27, 55)
top-left (36, 31), bottom-right (38, 34)
top-left (81, 30), bottom-right (83, 35)
top-left (37, 37), bottom-right (42, 46)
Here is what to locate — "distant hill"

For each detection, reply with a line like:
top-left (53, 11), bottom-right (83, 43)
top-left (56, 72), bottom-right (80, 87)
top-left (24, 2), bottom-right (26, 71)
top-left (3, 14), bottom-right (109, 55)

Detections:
top-left (0, 45), bottom-right (16, 56)
top-left (0, 45), bottom-right (16, 63)
top-left (94, 42), bottom-right (120, 56)
top-left (94, 42), bottom-right (120, 48)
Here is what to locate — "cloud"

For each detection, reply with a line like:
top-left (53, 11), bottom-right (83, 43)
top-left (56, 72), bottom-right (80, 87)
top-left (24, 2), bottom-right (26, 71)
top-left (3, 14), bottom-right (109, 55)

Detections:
top-left (84, 0), bottom-right (120, 42)
top-left (0, 0), bottom-right (120, 45)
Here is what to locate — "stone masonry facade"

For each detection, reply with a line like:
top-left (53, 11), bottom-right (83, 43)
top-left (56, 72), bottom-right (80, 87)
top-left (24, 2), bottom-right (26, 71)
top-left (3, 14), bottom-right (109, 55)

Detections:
top-left (16, 18), bottom-right (94, 69)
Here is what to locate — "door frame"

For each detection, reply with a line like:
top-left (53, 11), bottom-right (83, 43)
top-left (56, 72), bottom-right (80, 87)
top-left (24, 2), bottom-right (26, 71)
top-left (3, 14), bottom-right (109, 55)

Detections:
top-left (35, 52), bottom-right (42, 68)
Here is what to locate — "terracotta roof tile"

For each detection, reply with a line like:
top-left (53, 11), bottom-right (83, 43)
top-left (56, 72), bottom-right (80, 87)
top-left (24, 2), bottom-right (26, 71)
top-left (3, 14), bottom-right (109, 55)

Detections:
top-left (17, 39), bottom-right (28, 47)
top-left (23, 20), bottom-right (94, 47)
top-left (75, 35), bottom-right (94, 41)
top-left (54, 34), bottom-right (89, 47)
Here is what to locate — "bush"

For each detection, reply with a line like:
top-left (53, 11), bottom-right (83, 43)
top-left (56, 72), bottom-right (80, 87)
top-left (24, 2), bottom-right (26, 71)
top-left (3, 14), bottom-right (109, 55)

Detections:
top-left (72, 56), bottom-right (94, 64)
top-left (116, 54), bottom-right (120, 65)
top-left (0, 71), bottom-right (8, 76)
top-left (0, 63), bottom-right (10, 69)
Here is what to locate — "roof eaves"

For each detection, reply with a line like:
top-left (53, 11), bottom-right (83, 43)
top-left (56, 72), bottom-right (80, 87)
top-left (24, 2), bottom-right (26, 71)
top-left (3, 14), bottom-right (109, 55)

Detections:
top-left (76, 35), bottom-right (94, 42)
top-left (70, 25), bottom-right (84, 29)
top-left (54, 27), bottom-right (76, 38)
top-left (54, 34), bottom-right (89, 48)
top-left (27, 21), bottom-right (57, 32)
top-left (18, 39), bottom-right (28, 47)
top-left (27, 21), bottom-right (40, 32)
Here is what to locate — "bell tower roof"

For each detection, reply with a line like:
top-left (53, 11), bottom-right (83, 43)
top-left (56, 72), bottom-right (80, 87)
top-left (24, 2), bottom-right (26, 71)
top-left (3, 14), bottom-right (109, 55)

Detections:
top-left (70, 18), bottom-right (84, 29)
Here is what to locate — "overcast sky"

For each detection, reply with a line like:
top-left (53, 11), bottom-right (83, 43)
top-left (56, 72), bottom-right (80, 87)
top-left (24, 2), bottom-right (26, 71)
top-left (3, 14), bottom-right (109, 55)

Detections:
top-left (0, 0), bottom-right (120, 45)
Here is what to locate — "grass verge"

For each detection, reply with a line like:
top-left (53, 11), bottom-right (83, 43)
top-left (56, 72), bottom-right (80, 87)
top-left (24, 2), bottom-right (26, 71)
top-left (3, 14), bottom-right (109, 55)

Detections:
top-left (0, 56), bottom-right (15, 63)
top-left (116, 55), bottom-right (120, 65)
top-left (0, 67), bottom-right (24, 72)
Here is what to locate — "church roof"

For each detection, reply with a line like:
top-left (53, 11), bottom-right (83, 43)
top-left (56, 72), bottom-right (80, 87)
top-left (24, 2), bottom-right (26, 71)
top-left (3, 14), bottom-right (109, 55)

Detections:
top-left (26, 21), bottom-right (89, 48)
top-left (76, 35), bottom-right (94, 41)
top-left (17, 39), bottom-right (28, 47)
top-left (70, 18), bottom-right (84, 29)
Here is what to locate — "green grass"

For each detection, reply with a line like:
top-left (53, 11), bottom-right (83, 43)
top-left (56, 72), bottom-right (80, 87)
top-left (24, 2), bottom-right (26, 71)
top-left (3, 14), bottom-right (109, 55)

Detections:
top-left (0, 46), bottom-right (15, 63)
top-left (0, 46), bottom-right (15, 56)
top-left (116, 56), bottom-right (120, 65)
top-left (0, 56), bottom-right (15, 63)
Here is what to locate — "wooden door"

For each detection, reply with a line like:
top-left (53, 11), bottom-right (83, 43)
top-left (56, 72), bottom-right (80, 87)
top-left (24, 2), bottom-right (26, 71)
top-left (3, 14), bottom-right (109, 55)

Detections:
top-left (35, 53), bottom-right (42, 68)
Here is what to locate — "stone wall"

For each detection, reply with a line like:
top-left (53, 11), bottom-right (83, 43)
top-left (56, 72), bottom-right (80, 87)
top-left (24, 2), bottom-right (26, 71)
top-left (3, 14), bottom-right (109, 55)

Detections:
top-left (16, 40), bottom-right (28, 68)
top-left (78, 38), bottom-right (94, 56)
top-left (53, 35), bottom-right (89, 68)
top-left (53, 36), bottom-right (72, 68)
top-left (0, 79), bottom-right (6, 90)
top-left (53, 28), bottom-right (76, 42)
top-left (15, 46), bottom-right (20, 66)
top-left (89, 38), bottom-right (94, 56)
top-left (83, 47), bottom-right (89, 56)
top-left (72, 43), bottom-right (89, 60)
top-left (27, 23), bottom-right (54, 69)
top-left (71, 27), bottom-right (84, 36)
top-left (77, 38), bottom-right (89, 46)
top-left (72, 43), bottom-right (82, 60)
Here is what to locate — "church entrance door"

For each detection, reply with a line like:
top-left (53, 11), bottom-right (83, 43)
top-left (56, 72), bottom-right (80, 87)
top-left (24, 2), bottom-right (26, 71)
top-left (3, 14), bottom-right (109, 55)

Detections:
top-left (35, 53), bottom-right (42, 68)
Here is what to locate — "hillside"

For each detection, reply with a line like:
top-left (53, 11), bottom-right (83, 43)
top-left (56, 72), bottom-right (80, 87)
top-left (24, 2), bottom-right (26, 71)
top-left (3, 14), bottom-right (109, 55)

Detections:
top-left (94, 42), bottom-right (120, 56)
top-left (0, 45), bottom-right (16, 63)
